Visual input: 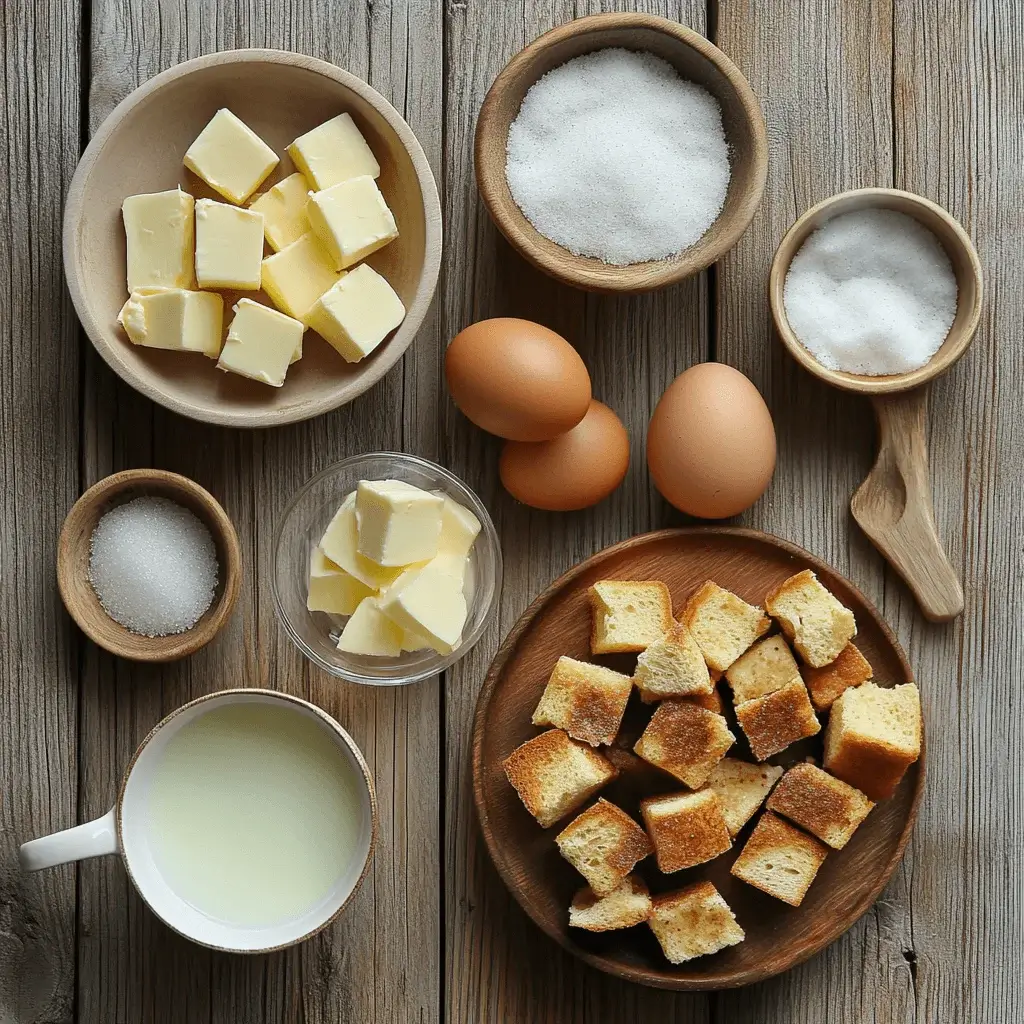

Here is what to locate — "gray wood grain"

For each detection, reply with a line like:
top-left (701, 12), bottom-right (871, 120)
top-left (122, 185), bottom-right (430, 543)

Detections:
top-left (442, 2), bottom-right (712, 1021)
top-left (77, 3), bottom-right (442, 1023)
top-left (0, 2), bottom-right (82, 1023)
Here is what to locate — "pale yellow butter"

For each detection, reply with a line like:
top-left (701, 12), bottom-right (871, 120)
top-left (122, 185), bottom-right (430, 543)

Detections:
top-left (436, 494), bottom-right (481, 559)
top-left (305, 175), bottom-right (398, 271)
top-left (337, 597), bottom-right (403, 657)
top-left (378, 564), bottom-right (467, 655)
top-left (287, 113), bottom-right (380, 191)
top-left (249, 172), bottom-right (311, 251)
top-left (307, 547), bottom-right (372, 615)
top-left (355, 480), bottom-right (443, 567)
top-left (261, 232), bottom-right (342, 322)
top-left (216, 298), bottom-right (304, 387)
top-left (319, 493), bottom-right (406, 591)
top-left (194, 199), bottom-right (264, 290)
top-left (183, 108), bottom-right (279, 204)
top-left (306, 264), bottom-right (406, 363)
top-left (117, 288), bottom-right (222, 357)
top-left (122, 188), bottom-right (195, 292)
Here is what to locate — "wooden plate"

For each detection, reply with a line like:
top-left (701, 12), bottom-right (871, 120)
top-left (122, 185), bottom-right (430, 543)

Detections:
top-left (472, 528), bottom-right (923, 990)
top-left (64, 49), bottom-right (441, 428)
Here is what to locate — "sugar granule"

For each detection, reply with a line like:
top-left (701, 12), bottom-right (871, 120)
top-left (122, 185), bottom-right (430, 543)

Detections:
top-left (505, 48), bottom-right (731, 266)
top-left (88, 496), bottom-right (219, 637)
top-left (783, 208), bottom-right (958, 376)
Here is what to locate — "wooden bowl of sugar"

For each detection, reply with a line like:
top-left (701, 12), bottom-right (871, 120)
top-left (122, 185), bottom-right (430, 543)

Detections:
top-left (57, 469), bottom-right (242, 661)
top-left (64, 49), bottom-right (441, 428)
top-left (474, 13), bottom-right (768, 293)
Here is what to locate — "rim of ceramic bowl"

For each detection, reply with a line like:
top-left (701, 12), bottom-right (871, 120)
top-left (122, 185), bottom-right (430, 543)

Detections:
top-left (115, 688), bottom-right (377, 954)
top-left (63, 48), bottom-right (442, 427)
top-left (272, 452), bottom-right (502, 686)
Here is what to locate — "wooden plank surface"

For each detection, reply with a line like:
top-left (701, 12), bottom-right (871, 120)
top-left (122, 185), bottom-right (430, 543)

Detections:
top-left (77, 3), bottom-right (442, 1023)
top-left (1, 0), bottom-right (1020, 1021)
top-left (0, 2), bottom-right (81, 1022)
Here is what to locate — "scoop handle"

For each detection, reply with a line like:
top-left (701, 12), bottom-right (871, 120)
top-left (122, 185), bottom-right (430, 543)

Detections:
top-left (19, 808), bottom-right (119, 871)
top-left (851, 389), bottom-right (964, 622)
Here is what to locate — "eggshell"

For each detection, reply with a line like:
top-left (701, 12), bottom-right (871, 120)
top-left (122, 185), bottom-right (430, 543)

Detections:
top-left (500, 400), bottom-right (629, 511)
top-left (445, 318), bottom-right (592, 441)
top-left (647, 363), bottom-right (776, 519)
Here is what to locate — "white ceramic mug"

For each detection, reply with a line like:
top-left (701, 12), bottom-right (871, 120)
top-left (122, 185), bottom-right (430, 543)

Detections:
top-left (19, 689), bottom-right (377, 953)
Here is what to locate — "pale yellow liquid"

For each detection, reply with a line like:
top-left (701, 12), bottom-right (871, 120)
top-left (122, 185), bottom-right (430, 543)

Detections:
top-left (146, 702), bottom-right (364, 927)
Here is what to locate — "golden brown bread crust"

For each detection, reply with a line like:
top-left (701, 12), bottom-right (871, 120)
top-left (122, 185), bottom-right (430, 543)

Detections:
top-left (766, 763), bottom-right (874, 849)
top-left (633, 700), bottom-right (735, 788)
top-left (685, 684), bottom-right (725, 715)
top-left (680, 580), bottom-right (772, 672)
top-left (502, 729), bottom-right (617, 827)
top-left (589, 580), bottom-right (673, 654)
top-left (802, 642), bottom-right (873, 711)
top-left (640, 791), bottom-right (732, 872)
top-left (556, 798), bottom-right (653, 891)
top-left (734, 680), bottom-right (820, 761)
top-left (532, 657), bottom-right (632, 746)
top-left (569, 876), bottom-right (652, 931)
top-left (823, 732), bottom-right (915, 801)
top-left (729, 811), bottom-right (829, 905)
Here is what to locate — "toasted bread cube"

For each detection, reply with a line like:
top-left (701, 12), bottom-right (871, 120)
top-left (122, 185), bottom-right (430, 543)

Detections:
top-left (640, 790), bottom-right (732, 872)
top-left (735, 680), bottom-right (820, 761)
top-left (634, 621), bottom-right (713, 702)
top-left (703, 758), bottom-right (784, 837)
top-left (730, 811), bottom-right (828, 906)
top-left (569, 875), bottom-right (652, 932)
top-left (766, 763), bottom-right (874, 849)
top-left (532, 656), bottom-right (633, 746)
top-left (682, 684), bottom-right (725, 715)
top-left (589, 580), bottom-right (673, 654)
top-left (823, 682), bottom-right (921, 800)
top-left (556, 799), bottom-right (653, 896)
top-left (503, 730), bottom-right (618, 828)
top-left (680, 581), bottom-right (771, 672)
top-left (633, 701), bottom-right (735, 789)
top-left (765, 570), bottom-right (856, 668)
top-left (648, 881), bottom-right (745, 964)
top-left (803, 642), bottom-right (873, 712)
top-left (725, 635), bottom-right (802, 704)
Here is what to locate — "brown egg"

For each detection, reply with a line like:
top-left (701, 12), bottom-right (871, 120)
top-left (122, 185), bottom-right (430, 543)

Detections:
top-left (647, 363), bottom-right (776, 519)
top-left (499, 400), bottom-right (629, 511)
top-left (445, 318), bottom-right (591, 441)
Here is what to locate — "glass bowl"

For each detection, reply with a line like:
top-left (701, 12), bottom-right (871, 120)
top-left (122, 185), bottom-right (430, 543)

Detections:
top-left (272, 453), bottom-right (502, 686)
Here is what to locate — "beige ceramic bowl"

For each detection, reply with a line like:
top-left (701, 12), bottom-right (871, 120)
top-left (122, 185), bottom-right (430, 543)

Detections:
top-left (475, 13), bottom-right (768, 293)
top-left (64, 49), bottom-right (441, 428)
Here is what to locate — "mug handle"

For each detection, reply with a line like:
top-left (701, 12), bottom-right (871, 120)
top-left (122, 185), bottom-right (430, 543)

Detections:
top-left (19, 807), bottom-right (120, 871)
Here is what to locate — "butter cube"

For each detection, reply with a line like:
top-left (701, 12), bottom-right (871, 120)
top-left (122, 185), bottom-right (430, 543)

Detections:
top-left (216, 298), bottom-right (304, 387)
top-left (437, 495), bottom-right (481, 558)
top-left (378, 564), bottom-right (467, 655)
top-left (401, 627), bottom-right (432, 653)
top-left (122, 188), bottom-right (195, 291)
top-left (117, 288), bottom-right (222, 357)
top-left (249, 172), bottom-right (311, 251)
top-left (337, 597), bottom-right (403, 657)
top-left (183, 108), bottom-right (279, 204)
top-left (306, 264), bottom-right (406, 363)
top-left (319, 493), bottom-right (405, 591)
top-left (195, 199), bottom-right (264, 290)
top-left (287, 113), bottom-right (380, 191)
top-left (261, 232), bottom-right (342, 322)
top-left (307, 547), bottom-right (372, 615)
top-left (355, 480), bottom-right (443, 567)
top-left (306, 175), bottom-right (398, 271)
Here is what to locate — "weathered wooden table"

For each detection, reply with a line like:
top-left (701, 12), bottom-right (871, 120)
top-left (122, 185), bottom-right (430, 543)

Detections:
top-left (3, 1), bottom-right (1019, 1021)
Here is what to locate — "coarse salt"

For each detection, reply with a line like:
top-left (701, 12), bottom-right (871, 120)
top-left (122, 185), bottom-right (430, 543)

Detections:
top-left (505, 48), bottom-right (731, 266)
top-left (88, 496), bottom-right (219, 637)
top-left (783, 208), bottom-right (958, 376)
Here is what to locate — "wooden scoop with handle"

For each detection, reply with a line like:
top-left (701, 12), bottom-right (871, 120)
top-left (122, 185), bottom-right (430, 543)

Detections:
top-left (769, 188), bottom-right (983, 622)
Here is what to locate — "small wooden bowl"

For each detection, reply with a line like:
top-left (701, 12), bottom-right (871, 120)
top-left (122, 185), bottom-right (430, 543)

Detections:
top-left (769, 188), bottom-right (983, 623)
top-left (769, 187), bottom-right (983, 395)
top-left (57, 469), bottom-right (242, 661)
top-left (474, 13), bottom-right (768, 293)
top-left (64, 49), bottom-right (441, 428)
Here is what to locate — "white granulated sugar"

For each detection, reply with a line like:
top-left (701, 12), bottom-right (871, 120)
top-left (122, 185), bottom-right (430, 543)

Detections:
top-left (88, 496), bottom-right (219, 637)
top-left (505, 48), bottom-right (731, 266)
top-left (783, 208), bottom-right (958, 376)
